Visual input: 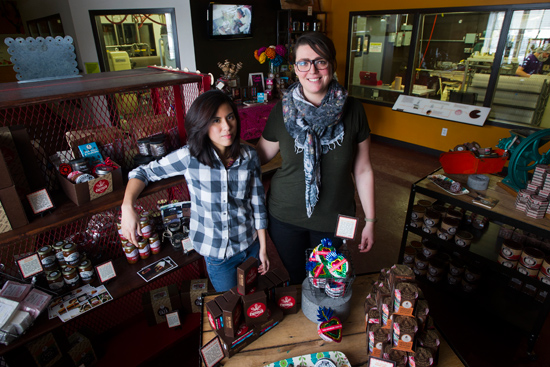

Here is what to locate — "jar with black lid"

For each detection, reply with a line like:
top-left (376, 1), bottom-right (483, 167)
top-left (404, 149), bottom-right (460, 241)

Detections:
top-left (47, 270), bottom-right (65, 291)
top-left (53, 241), bottom-right (66, 266)
top-left (69, 157), bottom-right (90, 173)
top-left (137, 137), bottom-right (151, 156)
top-left (149, 134), bottom-right (167, 158)
top-left (62, 266), bottom-right (81, 290)
top-left (62, 243), bottom-right (80, 268)
top-left (38, 245), bottom-right (56, 267)
top-left (78, 260), bottom-right (95, 284)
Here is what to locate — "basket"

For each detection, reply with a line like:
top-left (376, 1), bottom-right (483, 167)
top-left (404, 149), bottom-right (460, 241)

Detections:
top-left (439, 148), bottom-right (507, 174)
top-left (305, 247), bottom-right (355, 298)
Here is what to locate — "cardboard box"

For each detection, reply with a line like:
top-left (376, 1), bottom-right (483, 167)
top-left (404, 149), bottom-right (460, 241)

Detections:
top-left (216, 323), bottom-right (258, 358)
top-left (67, 332), bottom-right (97, 367)
top-left (0, 185), bottom-right (29, 232)
top-left (253, 304), bottom-right (283, 336)
top-left (237, 257), bottom-right (258, 295)
top-left (274, 286), bottom-right (299, 315)
top-left (25, 332), bottom-right (62, 367)
top-left (0, 152), bottom-right (13, 190)
top-left (0, 126), bottom-right (46, 194)
top-left (205, 298), bottom-right (223, 331)
top-left (242, 291), bottom-right (268, 325)
top-left (271, 267), bottom-right (290, 287)
top-left (141, 284), bottom-right (182, 326)
top-left (217, 292), bottom-right (242, 338)
top-left (56, 163), bottom-right (123, 206)
top-left (181, 278), bottom-right (215, 313)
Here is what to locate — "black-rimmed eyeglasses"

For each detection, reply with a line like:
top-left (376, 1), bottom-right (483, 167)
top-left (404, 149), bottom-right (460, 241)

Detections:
top-left (295, 59), bottom-right (329, 72)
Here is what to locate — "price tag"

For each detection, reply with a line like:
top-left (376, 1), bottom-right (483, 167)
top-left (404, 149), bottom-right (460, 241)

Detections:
top-left (16, 253), bottom-right (43, 279)
top-left (335, 214), bottom-right (358, 239)
top-left (96, 260), bottom-right (117, 283)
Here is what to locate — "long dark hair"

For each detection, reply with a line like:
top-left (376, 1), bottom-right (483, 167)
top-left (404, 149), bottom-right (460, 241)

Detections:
top-left (185, 90), bottom-right (241, 167)
top-left (294, 32), bottom-right (337, 72)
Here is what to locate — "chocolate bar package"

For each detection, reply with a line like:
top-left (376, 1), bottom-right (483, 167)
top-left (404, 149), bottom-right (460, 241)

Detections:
top-left (253, 303), bottom-right (283, 336)
top-left (274, 285), bottom-right (299, 315)
top-left (216, 322), bottom-right (258, 358)
top-left (217, 291), bottom-right (242, 338)
top-left (205, 298), bottom-right (223, 331)
top-left (242, 290), bottom-right (268, 325)
top-left (271, 267), bottom-right (290, 287)
top-left (237, 257), bottom-right (258, 295)
top-left (258, 274), bottom-right (276, 300)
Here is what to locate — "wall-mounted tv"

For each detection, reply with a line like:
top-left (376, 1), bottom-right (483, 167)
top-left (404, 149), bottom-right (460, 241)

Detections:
top-left (208, 3), bottom-right (252, 40)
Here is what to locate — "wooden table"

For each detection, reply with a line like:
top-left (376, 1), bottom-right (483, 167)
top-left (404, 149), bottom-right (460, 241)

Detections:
top-left (201, 273), bottom-right (466, 367)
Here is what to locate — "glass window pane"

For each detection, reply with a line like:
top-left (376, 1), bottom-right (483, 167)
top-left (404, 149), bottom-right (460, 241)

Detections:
top-left (415, 11), bottom-right (504, 106)
top-left (485, 9), bottom-right (550, 126)
top-left (347, 13), bottom-right (415, 103)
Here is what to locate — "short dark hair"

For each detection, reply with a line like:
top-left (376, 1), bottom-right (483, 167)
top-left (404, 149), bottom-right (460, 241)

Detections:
top-left (293, 32), bottom-right (337, 72)
top-left (185, 90), bottom-right (241, 167)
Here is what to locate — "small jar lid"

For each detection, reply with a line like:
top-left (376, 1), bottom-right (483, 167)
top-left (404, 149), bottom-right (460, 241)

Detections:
top-left (63, 243), bottom-right (76, 251)
top-left (53, 241), bottom-right (65, 250)
top-left (523, 246), bottom-right (544, 259)
top-left (47, 271), bottom-right (62, 280)
top-left (502, 239), bottom-right (523, 250)
top-left (137, 137), bottom-right (150, 143)
top-left (38, 245), bottom-right (52, 255)
top-left (456, 230), bottom-right (473, 240)
top-left (62, 266), bottom-right (76, 275)
top-left (78, 260), bottom-right (91, 269)
top-left (95, 166), bottom-right (114, 175)
top-left (443, 217), bottom-right (460, 227)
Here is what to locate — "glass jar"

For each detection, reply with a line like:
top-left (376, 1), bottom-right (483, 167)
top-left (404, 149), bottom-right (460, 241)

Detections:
top-left (53, 240), bottom-right (66, 266)
top-left (62, 266), bottom-right (81, 290)
top-left (137, 137), bottom-right (151, 156)
top-left (69, 157), bottom-right (90, 173)
top-left (62, 243), bottom-right (80, 268)
top-left (95, 166), bottom-right (113, 176)
top-left (123, 245), bottom-right (139, 264)
top-left (38, 245), bottom-right (56, 267)
top-left (149, 233), bottom-right (161, 254)
top-left (47, 270), bottom-right (65, 291)
top-left (139, 217), bottom-right (153, 239)
top-left (136, 239), bottom-right (151, 260)
top-left (78, 260), bottom-right (95, 284)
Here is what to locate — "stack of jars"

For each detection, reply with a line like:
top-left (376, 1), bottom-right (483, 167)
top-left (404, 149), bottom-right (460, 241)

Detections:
top-left (118, 209), bottom-right (164, 265)
top-left (39, 240), bottom-right (95, 292)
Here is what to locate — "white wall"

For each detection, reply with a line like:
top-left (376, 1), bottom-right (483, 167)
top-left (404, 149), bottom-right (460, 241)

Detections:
top-left (16, 0), bottom-right (196, 71)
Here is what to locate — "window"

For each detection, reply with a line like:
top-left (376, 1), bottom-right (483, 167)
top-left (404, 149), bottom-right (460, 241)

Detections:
top-left (90, 9), bottom-right (179, 72)
top-left (346, 5), bottom-right (550, 128)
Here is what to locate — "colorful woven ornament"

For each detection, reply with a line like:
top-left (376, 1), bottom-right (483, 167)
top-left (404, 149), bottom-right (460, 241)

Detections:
top-left (265, 47), bottom-right (276, 59)
top-left (316, 306), bottom-right (343, 343)
top-left (259, 52), bottom-right (267, 64)
top-left (328, 254), bottom-right (348, 278)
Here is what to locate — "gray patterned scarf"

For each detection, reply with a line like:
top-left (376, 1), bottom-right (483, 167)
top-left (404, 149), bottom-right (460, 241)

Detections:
top-left (282, 80), bottom-right (347, 217)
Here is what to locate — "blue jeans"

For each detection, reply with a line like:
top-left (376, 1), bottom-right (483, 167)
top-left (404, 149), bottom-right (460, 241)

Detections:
top-left (204, 239), bottom-right (260, 292)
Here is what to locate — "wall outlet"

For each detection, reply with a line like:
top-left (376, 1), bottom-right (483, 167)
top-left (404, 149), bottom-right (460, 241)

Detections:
top-left (441, 128), bottom-right (448, 136)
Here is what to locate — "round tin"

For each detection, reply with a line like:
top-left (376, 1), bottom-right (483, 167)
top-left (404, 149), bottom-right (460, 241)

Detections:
top-left (411, 205), bottom-right (426, 220)
top-left (500, 240), bottom-right (523, 260)
top-left (410, 241), bottom-right (423, 251)
top-left (446, 209), bottom-right (463, 221)
top-left (437, 228), bottom-right (453, 241)
top-left (69, 157), bottom-right (89, 173)
top-left (422, 223), bottom-right (437, 234)
top-left (423, 209), bottom-right (441, 227)
top-left (441, 217), bottom-right (460, 235)
top-left (422, 242), bottom-right (438, 258)
top-left (428, 258), bottom-right (445, 277)
top-left (517, 263), bottom-right (538, 277)
top-left (403, 247), bottom-right (416, 264)
top-left (520, 247), bottom-right (544, 269)
top-left (497, 253), bottom-right (518, 269)
top-left (449, 258), bottom-right (466, 276)
top-left (464, 267), bottom-right (482, 283)
top-left (537, 270), bottom-right (550, 285)
top-left (137, 137), bottom-right (151, 156)
top-left (95, 166), bottom-right (113, 176)
top-left (541, 256), bottom-right (550, 276)
top-left (447, 273), bottom-right (461, 286)
top-left (455, 231), bottom-right (473, 248)
top-left (414, 253), bottom-right (429, 270)
top-left (149, 135), bottom-right (167, 158)
top-left (416, 200), bottom-right (433, 208)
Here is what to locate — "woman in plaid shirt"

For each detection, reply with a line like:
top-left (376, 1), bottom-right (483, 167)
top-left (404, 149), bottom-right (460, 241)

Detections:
top-left (120, 90), bottom-right (270, 292)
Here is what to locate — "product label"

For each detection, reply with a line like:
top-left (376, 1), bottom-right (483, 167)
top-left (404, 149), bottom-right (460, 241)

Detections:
top-left (40, 255), bottom-right (56, 266)
top-left (55, 252), bottom-right (64, 261)
top-left (278, 296), bottom-right (295, 309)
top-left (64, 252), bottom-right (80, 265)
top-left (80, 270), bottom-right (94, 280)
top-left (93, 179), bottom-right (110, 194)
top-left (246, 268), bottom-right (257, 285)
top-left (247, 302), bottom-right (266, 318)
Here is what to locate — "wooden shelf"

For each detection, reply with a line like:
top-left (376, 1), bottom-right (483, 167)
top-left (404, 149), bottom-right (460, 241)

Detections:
top-left (0, 176), bottom-right (186, 246)
top-left (0, 246), bottom-right (201, 355)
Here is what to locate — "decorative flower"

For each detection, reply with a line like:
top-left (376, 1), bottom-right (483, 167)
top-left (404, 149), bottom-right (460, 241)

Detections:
top-left (265, 47), bottom-right (276, 59)
top-left (253, 44), bottom-right (287, 66)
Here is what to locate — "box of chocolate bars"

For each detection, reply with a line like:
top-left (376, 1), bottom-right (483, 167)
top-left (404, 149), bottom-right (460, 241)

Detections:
top-left (217, 292), bottom-right (242, 338)
top-left (258, 274), bottom-right (276, 300)
top-left (216, 323), bottom-right (258, 358)
top-left (242, 290), bottom-right (268, 325)
top-left (254, 304), bottom-right (283, 336)
top-left (274, 285), bottom-right (298, 315)
top-left (237, 257), bottom-right (258, 295)
top-left (271, 267), bottom-right (290, 287)
top-left (205, 298), bottom-right (223, 331)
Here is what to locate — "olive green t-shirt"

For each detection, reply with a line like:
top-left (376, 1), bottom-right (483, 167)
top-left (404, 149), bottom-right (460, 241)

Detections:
top-left (262, 97), bottom-right (370, 232)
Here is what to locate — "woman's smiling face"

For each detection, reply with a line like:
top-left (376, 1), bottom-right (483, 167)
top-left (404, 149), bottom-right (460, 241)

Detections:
top-left (294, 44), bottom-right (332, 106)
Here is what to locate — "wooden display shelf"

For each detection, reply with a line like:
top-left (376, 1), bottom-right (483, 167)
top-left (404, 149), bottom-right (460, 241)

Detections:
top-left (0, 175), bottom-right (187, 246)
top-left (0, 245), bottom-right (201, 355)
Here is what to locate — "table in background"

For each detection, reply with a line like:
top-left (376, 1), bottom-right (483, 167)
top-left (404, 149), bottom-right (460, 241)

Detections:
top-left (200, 273), bottom-right (466, 367)
top-left (238, 99), bottom-right (278, 141)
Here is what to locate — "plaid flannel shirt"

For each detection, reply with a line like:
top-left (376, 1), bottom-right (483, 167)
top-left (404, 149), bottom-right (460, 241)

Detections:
top-left (128, 144), bottom-right (268, 259)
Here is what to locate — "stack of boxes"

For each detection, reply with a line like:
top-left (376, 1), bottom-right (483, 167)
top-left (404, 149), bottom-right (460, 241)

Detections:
top-left (205, 258), bottom-right (298, 358)
top-left (516, 164), bottom-right (550, 219)
top-left (365, 264), bottom-right (441, 366)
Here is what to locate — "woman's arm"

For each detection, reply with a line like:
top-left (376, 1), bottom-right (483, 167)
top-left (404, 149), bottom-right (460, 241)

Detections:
top-left (255, 137), bottom-right (280, 165)
top-left (353, 137), bottom-right (376, 252)
top-left (120, 178), bottom-right (147, 246)
top-left (257, 228), bottom-right (270, 275)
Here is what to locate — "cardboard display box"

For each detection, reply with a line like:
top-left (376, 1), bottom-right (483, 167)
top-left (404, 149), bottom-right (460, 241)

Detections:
top-left (67, 331), bottom-right (97, 367)
top-left (142, 284), bottom-right (182, 326)
top-left (0, 185), bottom-right (29, 232)
top-left (56, 163), bottom-right (123, 206)
top-left (181, 278), bottom-right (215, 314)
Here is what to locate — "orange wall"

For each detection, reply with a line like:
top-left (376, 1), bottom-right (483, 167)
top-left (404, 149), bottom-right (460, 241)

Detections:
top-left (326, 0), bottom-right (549, 151)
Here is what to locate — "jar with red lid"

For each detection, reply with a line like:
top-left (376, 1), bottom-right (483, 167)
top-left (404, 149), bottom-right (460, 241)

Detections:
top-left (47, 270), bottom-right (65, 291)
top-left (38, 245), bottom-right (56, 267)
top-left (136, 239), bottom-right (151, 260)
top-left (123, 245), bottom-right (139, 264)
top-left (62, 266), bottom-right (81, 290)
top-left (53, 241), bottom-right (66, 266)
top-left (149, 233), bottom-right (161, 254)
top-left (62, 243), bottom-right (80, 267)
top-left (78, 260), bottom-right (95, 284)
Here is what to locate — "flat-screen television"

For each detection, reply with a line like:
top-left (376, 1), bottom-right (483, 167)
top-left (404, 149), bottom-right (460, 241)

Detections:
top-left (208, 3), bottom-right (252, 40)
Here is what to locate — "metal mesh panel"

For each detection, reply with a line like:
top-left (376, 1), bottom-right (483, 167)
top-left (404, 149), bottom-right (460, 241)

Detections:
top-left (0, 74), bottom-right (208, 342)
